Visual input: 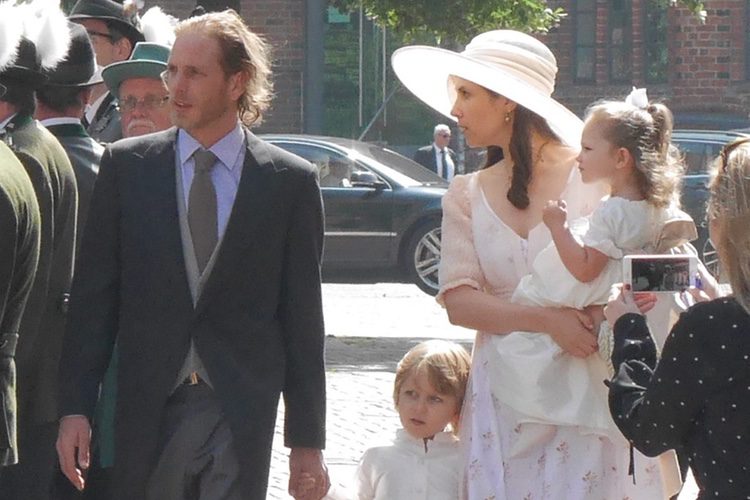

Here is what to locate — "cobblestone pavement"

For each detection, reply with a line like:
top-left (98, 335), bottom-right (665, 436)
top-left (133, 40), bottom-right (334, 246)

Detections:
top-left (264, 283), bottom-right (699, 499)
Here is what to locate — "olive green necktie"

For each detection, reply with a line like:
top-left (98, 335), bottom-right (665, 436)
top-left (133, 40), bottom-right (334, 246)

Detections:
top-left (188, 149), bottom-right (218, 272)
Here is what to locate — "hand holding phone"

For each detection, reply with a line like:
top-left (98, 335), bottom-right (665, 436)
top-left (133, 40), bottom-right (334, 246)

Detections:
top-left (623, 254), bottom-right (698, 293)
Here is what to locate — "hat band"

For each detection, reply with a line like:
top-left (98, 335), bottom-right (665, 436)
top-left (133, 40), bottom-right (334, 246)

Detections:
top-left (462, 45), bottom-right (557, 96)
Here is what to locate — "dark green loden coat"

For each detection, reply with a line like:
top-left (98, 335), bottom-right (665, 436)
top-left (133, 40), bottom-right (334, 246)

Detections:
top-left (0, 141), bottom-right (41, 465)
top-left (6, 114), bottom-right (78, 425)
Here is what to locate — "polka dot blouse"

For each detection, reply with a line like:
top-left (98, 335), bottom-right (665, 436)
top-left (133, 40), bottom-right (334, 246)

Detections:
top-left (607, 298), bottom-right (750, 499)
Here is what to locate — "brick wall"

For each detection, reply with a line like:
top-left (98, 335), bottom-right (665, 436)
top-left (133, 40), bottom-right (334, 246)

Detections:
top-left (541, 0), bottom-right (750, 128)
top-left (149, 0), bottom-right (305, 133)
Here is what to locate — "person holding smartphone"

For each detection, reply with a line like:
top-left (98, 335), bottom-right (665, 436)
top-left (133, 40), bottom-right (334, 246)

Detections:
top-left (605, 137), bottom-right (750, 498)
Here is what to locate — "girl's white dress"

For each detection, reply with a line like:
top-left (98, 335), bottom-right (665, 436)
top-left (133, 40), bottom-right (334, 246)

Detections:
top-left (438, 168), bottom-right (669, 499)
top-left (355, 430), bottom-right (461, 500)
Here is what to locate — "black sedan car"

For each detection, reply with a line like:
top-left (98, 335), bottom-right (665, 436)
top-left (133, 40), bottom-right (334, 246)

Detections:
top-left (672, 129), bottom-right (749, 274)
top-left (260, 134), bottom-right (447, 295)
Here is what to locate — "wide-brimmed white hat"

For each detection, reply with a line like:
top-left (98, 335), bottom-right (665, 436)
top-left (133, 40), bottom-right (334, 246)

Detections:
top-left (392, 30), bottom-right (582, 147)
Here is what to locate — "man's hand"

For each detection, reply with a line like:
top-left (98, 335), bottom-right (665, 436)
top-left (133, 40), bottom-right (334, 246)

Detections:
top-left (542, 199), bottom-right (567, 231)
top-left (289, 447), bottom-right (329, 500)
top-left (56, 415), bottom-right (91, 491)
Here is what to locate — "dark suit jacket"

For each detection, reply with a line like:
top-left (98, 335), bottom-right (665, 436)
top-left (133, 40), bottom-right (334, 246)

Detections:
top-left (45, 122), bottom-right (102, 251)
top-left (0, 142), bottom-right (41, 466)
top-left (6, 115), bottom-right (77, 425)
top-left (86, 92), bottom-right (122, 144)
top-left (59, 127), bottom-right (326, 500)
top-left (413, 144), bottom-right (457, 176)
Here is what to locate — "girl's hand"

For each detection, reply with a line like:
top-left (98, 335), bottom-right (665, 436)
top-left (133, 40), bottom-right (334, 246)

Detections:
top-left (542, 199), bottom-right (567, 231)
top-left (604, 284), bottom-right (651, 325)
top-left (545, 308), bottom-right (598, 358)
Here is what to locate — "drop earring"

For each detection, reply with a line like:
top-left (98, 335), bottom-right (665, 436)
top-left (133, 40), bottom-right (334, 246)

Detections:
top-left (504, 111), bottom-right (512, 123)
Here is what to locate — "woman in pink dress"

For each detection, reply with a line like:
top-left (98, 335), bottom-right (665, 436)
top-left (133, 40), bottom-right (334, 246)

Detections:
top-left (392, 30), bottom-right (671, 499)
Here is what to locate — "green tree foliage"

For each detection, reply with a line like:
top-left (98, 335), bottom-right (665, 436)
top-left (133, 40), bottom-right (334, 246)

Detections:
top-left (330, 0), bottom-right (706, 44)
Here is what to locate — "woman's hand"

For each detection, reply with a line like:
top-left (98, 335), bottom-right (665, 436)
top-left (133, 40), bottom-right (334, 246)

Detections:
top-left (545, 308), bottom-right (598, 358)
top-left (689, 259), bottom-right (721, 302)
top-left (604, 284), bottom-right (655, 326)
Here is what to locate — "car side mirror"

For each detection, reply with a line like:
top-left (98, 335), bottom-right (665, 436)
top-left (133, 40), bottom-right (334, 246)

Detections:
top-left (350, 171), bottom-right (386, 189)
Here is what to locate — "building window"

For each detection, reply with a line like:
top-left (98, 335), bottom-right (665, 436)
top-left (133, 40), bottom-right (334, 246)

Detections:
top-left (644, 1), bottom-right (668, 83)
top-left (574, 0), bottom-right (596, 82)
top-left (609, 0), bottom-right (632, 82)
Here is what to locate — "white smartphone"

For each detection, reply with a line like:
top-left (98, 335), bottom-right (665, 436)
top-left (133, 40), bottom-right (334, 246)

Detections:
top-left (623, 254), bottom-right (699, 293)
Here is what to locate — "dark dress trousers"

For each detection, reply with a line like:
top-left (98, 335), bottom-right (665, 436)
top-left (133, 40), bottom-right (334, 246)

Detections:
top-left (413, 144), bottom-right (457, 176)
top-left (0, 142), bottom-right (41, 466)
top-left (0, 115), bottom-right (78, 499)
top-left (59, 127), bottom-right (327, 500)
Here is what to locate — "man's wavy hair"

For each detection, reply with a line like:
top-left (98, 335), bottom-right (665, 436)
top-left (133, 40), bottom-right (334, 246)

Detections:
top-left (175, 9), bottom-right (273, 127)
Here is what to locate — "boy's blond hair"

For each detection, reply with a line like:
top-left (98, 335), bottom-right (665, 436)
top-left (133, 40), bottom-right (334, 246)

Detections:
top-left (393, 340), bottom-right (471, 433)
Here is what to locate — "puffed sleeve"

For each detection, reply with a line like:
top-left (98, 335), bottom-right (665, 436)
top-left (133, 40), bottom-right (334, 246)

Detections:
top-left (607, 304), bottom-right (719, 457)
top-left (436, 175), bottom-right (486, 306)
top-left (581, 198), bottom-right (624, 259)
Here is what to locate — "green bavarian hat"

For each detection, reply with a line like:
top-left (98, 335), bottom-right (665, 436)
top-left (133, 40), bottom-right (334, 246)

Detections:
top-left (101, 42), bottom-right (169, 97)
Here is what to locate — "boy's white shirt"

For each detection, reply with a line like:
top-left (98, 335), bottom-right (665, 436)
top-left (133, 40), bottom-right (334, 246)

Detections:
top-left (324, 429), bottom-right (461, 500)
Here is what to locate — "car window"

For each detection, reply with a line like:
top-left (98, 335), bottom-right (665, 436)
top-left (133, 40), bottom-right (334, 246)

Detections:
top-left (675, 141), bottom-right (709, 175)
top-left (273, 142), bottom-right (371, 188)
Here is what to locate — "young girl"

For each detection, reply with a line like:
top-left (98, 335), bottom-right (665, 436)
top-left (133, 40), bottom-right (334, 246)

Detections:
top-left (487, 91), bottom-right (695, 492)
top-left (323, 339), bottom-right (470, 500)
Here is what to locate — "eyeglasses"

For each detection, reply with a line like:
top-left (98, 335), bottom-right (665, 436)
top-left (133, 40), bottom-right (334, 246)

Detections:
top-left (86, 29), bottom-right (113, 41)
top-left (117, 95), bottom-right (170, 114)
top-left (438, 133), bottom-right (451, 138)
top-left (719, 137), bottom-right (750, 172)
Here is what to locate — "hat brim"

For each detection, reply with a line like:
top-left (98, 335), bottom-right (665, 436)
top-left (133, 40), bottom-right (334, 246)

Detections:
top-left (391, 46), bottom-right (582, 148)
top-left (101, 60), bottom-right (165, 97)
top-left (69, 14), bottom-right (144, 44)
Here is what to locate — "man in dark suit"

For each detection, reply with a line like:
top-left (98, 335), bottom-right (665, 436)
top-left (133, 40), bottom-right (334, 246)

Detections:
top-left (57, 9), bottom-right (328, 500)
top-left (0, 8), bottom-right (79, 500)
top-left (413, 123), bottom-right (458, 180)
top-left (69, 0), bottom-right (144, 143)
top-left (36, 22), bottom-right (104, 251)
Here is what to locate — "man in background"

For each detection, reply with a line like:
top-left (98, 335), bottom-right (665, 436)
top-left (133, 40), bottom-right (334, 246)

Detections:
top-left (413, 123), bottom-right (457, 180)
top-left (36, 22), bottom-right (103, 249)
top-left (0, 5), bottom-right (78, 500)
top-left (102, 41), bottom-right (171, 138)
top-left (0, 0), bottom-right (42, 477)
top-left (69, 0), bottom-right (144, 143)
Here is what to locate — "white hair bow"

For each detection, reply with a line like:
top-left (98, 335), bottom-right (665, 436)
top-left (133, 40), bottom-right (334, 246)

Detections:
top-left (625, 87), bottom-right (649, 109)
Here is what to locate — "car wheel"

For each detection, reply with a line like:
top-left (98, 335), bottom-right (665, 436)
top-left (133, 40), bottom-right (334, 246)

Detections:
top-left (403, 220), bottom-right (441, 296)
top-left (701, 238), bottom-right (720, 277)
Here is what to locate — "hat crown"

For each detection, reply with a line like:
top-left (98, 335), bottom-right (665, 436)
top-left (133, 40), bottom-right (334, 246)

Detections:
top-left (45, 23), bottom-right (96, 86)
top-left (129, 42), bottom-right (169, 65)
top-left (462, 30), bottom-right (557, 97)
top-left (69, 0), bottom-right (144, 43)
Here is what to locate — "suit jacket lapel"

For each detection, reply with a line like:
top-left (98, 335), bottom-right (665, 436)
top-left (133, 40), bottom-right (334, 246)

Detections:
top-left (195, 129), bottom-right (280, 313)
top-left (139, 129), bottom-right (194, 309)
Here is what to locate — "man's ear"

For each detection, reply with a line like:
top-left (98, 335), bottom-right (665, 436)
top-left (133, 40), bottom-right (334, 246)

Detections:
top-left (227, 71), bottom-right (249, 102)
top-left (114, 38), bottom-right (134, 62)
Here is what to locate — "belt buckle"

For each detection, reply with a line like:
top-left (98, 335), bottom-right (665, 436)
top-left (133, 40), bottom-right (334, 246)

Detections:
top-left (187, 372), bottom-right (199, 386)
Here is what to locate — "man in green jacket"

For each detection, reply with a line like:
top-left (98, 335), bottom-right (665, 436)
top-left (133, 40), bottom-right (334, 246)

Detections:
top-left (0, 6), bottom-right (79, 500)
